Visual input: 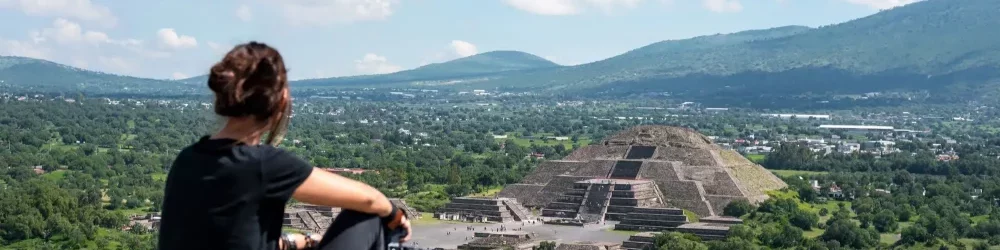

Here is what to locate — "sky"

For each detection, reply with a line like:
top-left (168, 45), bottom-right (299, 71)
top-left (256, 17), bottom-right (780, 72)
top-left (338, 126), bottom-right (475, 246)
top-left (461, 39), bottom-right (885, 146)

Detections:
top-left (0, 0), bottom-right (921, 81)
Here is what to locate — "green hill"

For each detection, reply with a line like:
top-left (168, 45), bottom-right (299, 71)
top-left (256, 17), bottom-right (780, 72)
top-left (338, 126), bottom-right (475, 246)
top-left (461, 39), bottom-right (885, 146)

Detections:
top-left (439, 0), bottom-right (1000, 100)
top-left (176, 75), bottom-right (208, 85)
top-left (294, 50), bottom-right (561, 87)
top-left (7, 0), bottom-right (1000, 102)
top-left (0, 56), bottom-right (197, 95)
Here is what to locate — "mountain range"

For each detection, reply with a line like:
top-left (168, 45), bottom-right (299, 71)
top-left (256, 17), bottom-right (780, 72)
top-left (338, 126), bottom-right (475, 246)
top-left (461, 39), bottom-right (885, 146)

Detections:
top-left (3, 0), bottom-right (1000, 102)
top-left (295, 50), bottom-right (561, 88)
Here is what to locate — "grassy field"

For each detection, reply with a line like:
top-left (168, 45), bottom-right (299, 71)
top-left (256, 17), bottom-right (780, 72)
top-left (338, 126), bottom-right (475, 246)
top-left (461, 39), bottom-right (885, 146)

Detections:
top-left (972, 215), bottom-right (990, 224)
top-left (880, 233), bottom-right (900, 245)
top-left (117, 207), bottom-right (153, 216)
top-left (43, 170), bottom-right (69, 181)
top-left (496, 133), bottom-right (591, 150)
top-left (803, 229), bottom-right (824, 238)
top-left (770, 169), bottom-right (830, 178)
top-left (745, 154), bottom-right (766, 163)
top-left (467, 186), bottom-right (503, 198)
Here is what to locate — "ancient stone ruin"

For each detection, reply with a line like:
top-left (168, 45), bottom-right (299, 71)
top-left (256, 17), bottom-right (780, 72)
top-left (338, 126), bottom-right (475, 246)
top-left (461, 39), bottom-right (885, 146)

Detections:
top-left (620, 218), bottom-right (742, 250)
top-left (555, 242), bottom-right (622, 250)
top-left (497, 125), bottom-right (786, 238)
top-left (283, 200), bottom-right (420, 233)
top-left (457, 232), bottom-right (535, 250)
top-left (389, 198), bottom-right (422, 220)
top-left (282, 204), bottom-right (340, 233)
top-left (435, 197), bottom-right (534, 223)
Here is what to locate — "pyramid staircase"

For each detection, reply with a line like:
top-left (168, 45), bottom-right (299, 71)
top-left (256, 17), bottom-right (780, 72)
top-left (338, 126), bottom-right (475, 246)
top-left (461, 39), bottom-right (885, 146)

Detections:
top-left (500, 198), bottom-right (533, 221)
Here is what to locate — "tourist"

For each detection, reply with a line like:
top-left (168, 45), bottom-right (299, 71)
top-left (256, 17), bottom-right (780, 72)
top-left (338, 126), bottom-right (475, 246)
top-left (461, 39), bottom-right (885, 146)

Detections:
top-left (157, 42), bottom-right (411, 250)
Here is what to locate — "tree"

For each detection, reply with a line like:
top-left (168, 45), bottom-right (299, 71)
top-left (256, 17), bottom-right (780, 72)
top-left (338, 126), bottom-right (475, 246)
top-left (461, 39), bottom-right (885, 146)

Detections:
top-left (533, 241), bottom-right (556, 250)
top-left (723, 200), bottom-right (754, 217)
top-left (789, 209), bottom-right (819, 230)
top-left (819, 208), bottom-right (829, 216)
top-left (655, 232), bottom-right (708, 250)
top-left (898, 205), bottom-right (913, 222)
top-left (972, 242), bottom-right (990, 250)
top-left (900, 224), bottom-right (931, 245)
top-left (821, 219), bottom-right (879, 249)
top-left (759, 222), bottom-right (804, 248)
top-left (707, 238), bottom-right (761, 250)
top-left (873, 210), bottom-right (899, 233)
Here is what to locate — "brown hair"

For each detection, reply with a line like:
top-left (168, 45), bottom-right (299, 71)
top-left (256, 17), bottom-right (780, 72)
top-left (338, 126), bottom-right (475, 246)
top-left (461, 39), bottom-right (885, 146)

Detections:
top-left (208, 41), bottom-right (290, 146)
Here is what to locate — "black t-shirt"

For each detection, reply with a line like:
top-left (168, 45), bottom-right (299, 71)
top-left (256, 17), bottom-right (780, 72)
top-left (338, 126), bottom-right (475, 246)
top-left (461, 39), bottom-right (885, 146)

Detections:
top-left (158, 136), bottom-right (314, 250)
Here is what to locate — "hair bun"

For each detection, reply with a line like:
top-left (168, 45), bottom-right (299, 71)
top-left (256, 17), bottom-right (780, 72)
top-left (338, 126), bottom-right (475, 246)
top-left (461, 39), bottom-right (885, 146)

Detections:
top-left (208, 69), bottom-right (236, 93)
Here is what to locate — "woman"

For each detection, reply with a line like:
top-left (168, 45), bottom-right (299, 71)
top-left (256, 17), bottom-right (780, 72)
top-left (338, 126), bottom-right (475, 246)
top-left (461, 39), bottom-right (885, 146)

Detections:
top-left (158, 41), bottom-right (411, 250)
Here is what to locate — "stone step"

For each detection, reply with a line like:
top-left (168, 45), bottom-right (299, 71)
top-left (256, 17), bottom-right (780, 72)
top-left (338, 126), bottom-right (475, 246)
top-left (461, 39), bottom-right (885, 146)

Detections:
top-left (621, 241), bottom-right (652, 249)
top-left (618, 218), bottom-right (688, 227)
top-left (615, 224), bottom-right (682, 232)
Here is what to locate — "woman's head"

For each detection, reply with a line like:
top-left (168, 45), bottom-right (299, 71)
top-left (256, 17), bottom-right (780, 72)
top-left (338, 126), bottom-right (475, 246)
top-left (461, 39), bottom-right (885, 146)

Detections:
top-left (208, 41), bottom-right (290, 145)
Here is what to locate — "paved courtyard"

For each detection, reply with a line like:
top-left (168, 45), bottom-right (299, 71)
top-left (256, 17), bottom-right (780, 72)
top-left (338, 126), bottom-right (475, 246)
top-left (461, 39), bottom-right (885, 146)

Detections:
top-left (402, 218), bottom-right (633, 249)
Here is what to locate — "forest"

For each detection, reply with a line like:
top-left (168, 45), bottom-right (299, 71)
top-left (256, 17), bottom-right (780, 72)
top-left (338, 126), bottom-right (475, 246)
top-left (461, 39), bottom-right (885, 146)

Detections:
top-left (2, 94), bottom-right (1000, 249)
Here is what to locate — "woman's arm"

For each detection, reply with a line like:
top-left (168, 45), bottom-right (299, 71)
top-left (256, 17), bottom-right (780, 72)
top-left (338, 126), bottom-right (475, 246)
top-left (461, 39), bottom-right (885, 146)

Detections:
top-left (291, 168), bottom-right (393, 217)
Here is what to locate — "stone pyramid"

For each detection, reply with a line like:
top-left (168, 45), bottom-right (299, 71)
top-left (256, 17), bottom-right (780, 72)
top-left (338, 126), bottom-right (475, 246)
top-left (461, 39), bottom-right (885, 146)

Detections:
top-left (498, 125), bottom-right (786, 218)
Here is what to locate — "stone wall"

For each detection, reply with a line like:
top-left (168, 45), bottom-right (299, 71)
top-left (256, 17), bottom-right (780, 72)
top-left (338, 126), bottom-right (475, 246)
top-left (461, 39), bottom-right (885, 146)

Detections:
top-left (452, 197), bottom-right (503, 206)
top-left (555, 242), bottom-right (621, 250)
top-left (535, 176), bottom-right (590, 207)
top-left (652, 146), bottom-right (717, 166)
top-left (521, 161), bottom-right (584, 184)
top-left (497, 184), bottom-right (545, 207)
top-left (567, 160), bottom-right (616, 177)
top-left (563, 145), bottom-right (629, 161)
top-left (637, 161), bottom-right (681, 181)
top-left (705, 172), bottom-right (745, 196)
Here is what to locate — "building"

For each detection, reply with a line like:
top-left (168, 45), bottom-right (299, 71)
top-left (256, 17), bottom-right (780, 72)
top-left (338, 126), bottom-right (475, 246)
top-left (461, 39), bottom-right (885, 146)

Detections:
top-left (818, 125), bottom-right (895, 135)
top-left (765, 114), bottom-right (831, 120)
top-left (837, 143), bottom-right (861, 154)
top-left (322, 168), bottom-right (376, 175)
top-left (829, 184), bottom-right (844, 198)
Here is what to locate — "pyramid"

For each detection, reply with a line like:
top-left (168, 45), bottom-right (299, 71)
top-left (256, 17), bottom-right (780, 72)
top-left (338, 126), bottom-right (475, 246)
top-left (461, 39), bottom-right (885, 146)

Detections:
top-left (498, 125), bottom-right (786, 219)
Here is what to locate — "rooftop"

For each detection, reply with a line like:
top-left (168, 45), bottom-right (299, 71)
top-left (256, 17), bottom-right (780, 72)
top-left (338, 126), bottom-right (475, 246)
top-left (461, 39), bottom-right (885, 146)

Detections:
top-left (818, 125), bottom-right (895, 130)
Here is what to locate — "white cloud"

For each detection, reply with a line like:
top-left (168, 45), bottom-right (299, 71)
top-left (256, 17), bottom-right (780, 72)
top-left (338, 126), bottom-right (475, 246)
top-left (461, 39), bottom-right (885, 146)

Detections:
top-left (505, 0), bottom-right (579, 15)
top-left (450, 40), bottom-right (478, 57)
top-left (171, 72), bottom-right (188, 80)
top-left (278, 0), bottom-right (396, 26)
top-left (157, 28), bottom-right (198, 49)
top-left (504, 0), bottom-right (643, 15)
top-left (37, 18), bottom-right (107, 44)
top-left (703, 0), bottom-right (742, 13)
top-left (0, 0), bottom-right (117, 27)
top-left (587, 0), bottom-right (643, 12)
top-left (236, 4), bottom-right (253, 22)
top-left (354, 53), bottom-right (402, 74)
top-left (0, 39), bottom-right (51, 59)
top-left (0, 17), bottom-right (175, 76)
top-left (844, 0), bottom-right (920, 9)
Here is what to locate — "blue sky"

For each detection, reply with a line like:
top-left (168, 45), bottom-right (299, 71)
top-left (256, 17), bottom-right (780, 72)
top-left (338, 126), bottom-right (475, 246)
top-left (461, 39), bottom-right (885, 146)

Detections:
top-left (0, 0), bottom-right (919, 80)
